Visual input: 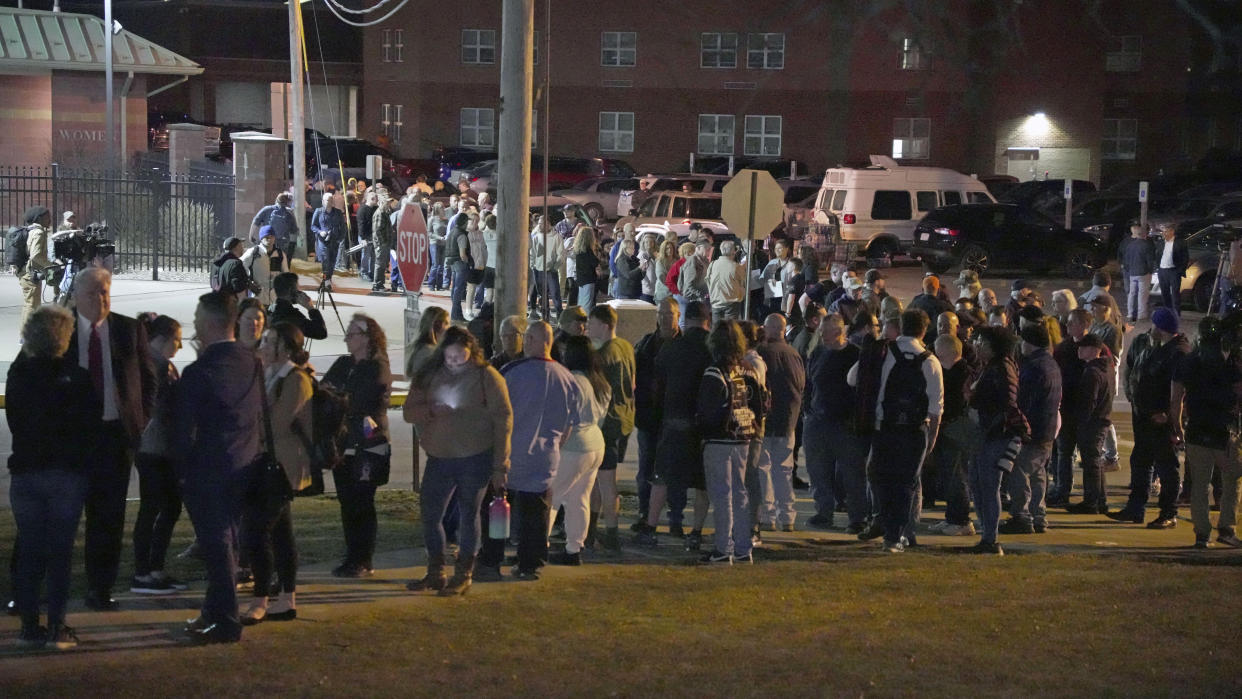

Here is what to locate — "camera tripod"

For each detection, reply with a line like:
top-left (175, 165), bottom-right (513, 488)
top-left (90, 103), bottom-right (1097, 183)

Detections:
top-left (317, 276), bottom-right (348, 335)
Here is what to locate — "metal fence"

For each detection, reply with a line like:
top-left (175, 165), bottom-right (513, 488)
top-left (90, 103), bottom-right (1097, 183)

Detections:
top-left (0, 164), bottom-right (235, 278)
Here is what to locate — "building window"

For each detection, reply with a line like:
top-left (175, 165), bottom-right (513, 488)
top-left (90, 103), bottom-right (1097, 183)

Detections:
top-left (1102, 118), bottom-right (1137, 160)
top-left (1106, 35), bottom-right (1141, 72)
top-left (393, 29), bottom-right (404, 63)
top-left (899, 37), bottom-right (927, 70)
top-left (460, 108), bottom-right (495, 147)
top-left (697, 114), bottom-right (735, 155)
top-left (462, 29), bottom-right (496, 65)
top-left (382, 103), bottom-right (403, 145)
top-left (743, 115), bottom-right (781, 156)
top-left (381, 30), bottom-right (391, 63)
top-left (601, 31), bottom-right (636, 67)
top-left (747, 33), bottom-right (785, 70)
top-left (892, 118), bottom-right (930, 159)
top-left (599, 111), bottom-right (634, 153)
top-left (701, 32), bottom-right (738, 68)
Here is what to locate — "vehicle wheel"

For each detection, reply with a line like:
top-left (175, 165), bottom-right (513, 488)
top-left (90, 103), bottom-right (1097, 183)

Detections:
top-left (1063, 246), bottom-right (1096, 279)
top-left (584, 203), bottom-right (605, 222)
top-left (1193, 273), bottom-right (1216, 313)
top-left (866, 238), bottom-right (899, 267)
top-left (959, 244), bottom-right (989, 273)
top-left (921, 259), bottom-right (951, 275)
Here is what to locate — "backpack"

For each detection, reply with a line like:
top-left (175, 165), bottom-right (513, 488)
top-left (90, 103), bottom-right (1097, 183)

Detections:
top-left (704, 366), bottom-right (758, 442)
top-left (880, 350), bottom-right (931, 427)
top-left (209, 261), bottom-right (223, 292)
top-left (5, 225), bottom-right (30, 269)
top-left (290, 370), bottom-right (350, 472)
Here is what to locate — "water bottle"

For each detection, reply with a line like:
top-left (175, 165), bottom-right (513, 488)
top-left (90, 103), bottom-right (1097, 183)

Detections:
top-left (488, 495), bottom-right (510, 540)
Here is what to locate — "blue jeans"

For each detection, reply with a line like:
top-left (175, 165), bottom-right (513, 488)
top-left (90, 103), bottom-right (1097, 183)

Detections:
top-left (10, 468), bottom-right (88, 624)
top-left (316, 238), bottom-right (339, 278)
top-left (1127, 273), bottom-right (1151, 320)
top-left (578, 282), bottom-right (596, 312)
top-left (804, 416), bottom-right (870, 526)
top-left (870, 424), bottom-right (928, 545)
top-left (429, 243), bottom-right (444, 289)
top-left (449, 261), bottom-right (469, 320)
top-left (360, 239), bottom-right (374, 280)
top-left (529, 270), bottom-right (563, 314)
top-left (970, 437), bottom-right (1010, 544)
top-left (421, 450), bottom-right (493, 561)
top-left (704, 442), bottom-right (751, 557)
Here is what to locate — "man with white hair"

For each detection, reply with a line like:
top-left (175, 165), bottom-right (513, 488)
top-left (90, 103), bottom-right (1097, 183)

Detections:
top-left (311, 192), bottom-right (346, 291)
top-left (491, 315), bottom-right (528, 369)
top-left (706, 240), bottom-right (747, 324)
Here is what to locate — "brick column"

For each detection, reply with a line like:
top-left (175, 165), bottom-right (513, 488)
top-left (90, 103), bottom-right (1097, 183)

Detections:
top-left (230, 131), bottom-right (290, 242)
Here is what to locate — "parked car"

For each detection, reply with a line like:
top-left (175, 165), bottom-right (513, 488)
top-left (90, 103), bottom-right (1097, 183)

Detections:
top-left (1150, 193), bottom-right (1242, 238)
top-left (978, 174), bottom-right (1020, 199)
top-left (617, 174), bottom-right (733, 217)
top-left (614, 192), bottom-right (727, 238)
top-left (703, 157), bottom-right (813, 180)
top-left (1072, 194), bottom-right (1177, 251)
top-left (812, 155), bottom-right (994, 263)
top-left (909, 203), bottom-right (1106, 277)
top-left (463, 156), bottom-right (636, 197)
top-left (530, 176), bottom-right (640, 222)
top-left (1152, 219), bottom-right (1242, 312)
top-left (997, 178), bottom-right (1098, 219)
top-left (147, 110), bottom-right (221, 156)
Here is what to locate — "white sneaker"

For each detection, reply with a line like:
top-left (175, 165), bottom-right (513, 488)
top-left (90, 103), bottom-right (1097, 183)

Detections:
top-left (241, 598), bottom-right (267, 625)
top-left (941, 522), bottom-right (976, 536)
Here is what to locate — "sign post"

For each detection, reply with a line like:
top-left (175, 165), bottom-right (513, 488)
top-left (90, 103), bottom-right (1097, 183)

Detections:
top-left (1138, 180), bottom-right (1150, 230)
top-left (722, 168), bottom-right (785, 319)
top-left (395, 202), bottom-right (431, 489)
top-left (1063, 179), bottom-right (1073, 230)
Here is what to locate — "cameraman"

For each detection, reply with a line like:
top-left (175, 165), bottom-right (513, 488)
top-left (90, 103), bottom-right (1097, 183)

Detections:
top-left (10, 206), bottom-right (53, 328)
top-left (268, 272), bottom-right (327, 340)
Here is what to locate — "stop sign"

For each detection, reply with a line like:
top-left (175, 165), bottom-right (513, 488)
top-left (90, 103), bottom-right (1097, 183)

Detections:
top-left (721, 168), bottom-right (785, 240)
top-left (395, 203), bottom-right (430, 294)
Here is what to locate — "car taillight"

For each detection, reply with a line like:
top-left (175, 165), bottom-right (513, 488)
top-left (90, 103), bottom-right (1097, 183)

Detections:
top-left (842, 213), bottom-right (856, 224)
top-left (934, 227), bottom-right (961, 237)
top-left (682, 219), bottom-right (692, 225)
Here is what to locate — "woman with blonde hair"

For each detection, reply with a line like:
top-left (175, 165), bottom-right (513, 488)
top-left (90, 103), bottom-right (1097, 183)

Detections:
top-left (654, 239), bottom-right (677, 303)
top-left (573, 224), bottom-right (601, 312)
top-left (428, 201), bottom-right (448, 291)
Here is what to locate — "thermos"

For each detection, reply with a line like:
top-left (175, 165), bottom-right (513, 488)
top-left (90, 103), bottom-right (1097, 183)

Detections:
top-left (488, 494), bottom-right (510, 540)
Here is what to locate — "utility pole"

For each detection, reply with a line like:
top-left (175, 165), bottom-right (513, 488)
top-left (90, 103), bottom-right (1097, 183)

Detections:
top-left (496, 0), bottom-right (535, 333)
top-left (288, 0), bottom-right (307, 258)
top-left (105, 0), bottom-right (114, 169)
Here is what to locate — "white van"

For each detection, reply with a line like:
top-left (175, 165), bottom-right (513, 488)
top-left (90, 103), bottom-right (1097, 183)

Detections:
top-left (813, 155), bottom-right (994, 262)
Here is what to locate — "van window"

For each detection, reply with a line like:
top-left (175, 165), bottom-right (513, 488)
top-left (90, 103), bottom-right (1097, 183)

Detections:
top-left (916, 191), bottom-right (939, 212)
top-left (687, 198), bottom-right (722, 219)
top-left (816, 188), bottom-right (834, 211)
top-left (942, 190), bottom-right (962, 206)
top-left (710, 180), bottom-right (727, 193)
top-left (871, 190), bottom-right (913, 220)
top-left (967, 191), bottom-right (991, 204)
top-left (654, 195), bottom-right (671, 217)
top-left (636, 197), bottom-right (657, 217)
top-left (831, 189), bottom-right (846, 210)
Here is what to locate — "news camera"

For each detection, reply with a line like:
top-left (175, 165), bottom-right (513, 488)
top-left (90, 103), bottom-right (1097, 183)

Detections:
top-left (52, 223), bottom-right (115, 267)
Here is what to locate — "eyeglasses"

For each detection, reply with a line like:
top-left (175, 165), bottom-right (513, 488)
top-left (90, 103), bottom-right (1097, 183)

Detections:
top-left (346, 329), bottom-right (368, 338)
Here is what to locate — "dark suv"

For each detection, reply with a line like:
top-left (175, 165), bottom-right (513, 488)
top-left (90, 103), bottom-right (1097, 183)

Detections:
top-left (910, 203), bottom-right (1106, 277)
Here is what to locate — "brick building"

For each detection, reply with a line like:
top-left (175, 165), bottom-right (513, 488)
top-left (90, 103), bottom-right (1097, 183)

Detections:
top-left (361, 0), bottom-right (1238, 186)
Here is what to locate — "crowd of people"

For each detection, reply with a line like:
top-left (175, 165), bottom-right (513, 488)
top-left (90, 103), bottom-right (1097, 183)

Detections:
top-left (8, 195), bottom-right (1242, 652)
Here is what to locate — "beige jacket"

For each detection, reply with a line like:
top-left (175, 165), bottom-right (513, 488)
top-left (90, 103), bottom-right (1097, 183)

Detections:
top-left (268, 363), bottom-right (314, 491)
top-left (706, 256), bottom-right (747, 306)
top-left (404, 363), bottom-right (513, 475)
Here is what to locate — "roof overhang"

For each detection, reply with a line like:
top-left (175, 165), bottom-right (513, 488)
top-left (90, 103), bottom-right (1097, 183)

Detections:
top-left (0, 7), bottom-right (202, 77)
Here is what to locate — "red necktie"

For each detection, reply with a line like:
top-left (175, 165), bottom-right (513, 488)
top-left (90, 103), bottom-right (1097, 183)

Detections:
top-left (89, 325), bottom-right (103, 398)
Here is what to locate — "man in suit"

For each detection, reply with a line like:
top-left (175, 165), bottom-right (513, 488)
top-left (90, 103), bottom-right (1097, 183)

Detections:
top-left (174, 291), bottom-right (265, 644)
top-left (68, 268), bottom-right (156, 611)
top-left (1155, 222), bottom-right (1189, 318)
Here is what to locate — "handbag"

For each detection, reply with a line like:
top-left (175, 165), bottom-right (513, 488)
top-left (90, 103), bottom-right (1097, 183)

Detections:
top-left (247, 363), bottom-right (293, 507)
top-left (341, 437), bottom-right (391, 487)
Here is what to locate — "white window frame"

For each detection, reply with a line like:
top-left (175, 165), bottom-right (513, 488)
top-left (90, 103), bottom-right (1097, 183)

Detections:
top-left (381, 29), bottom-right (392, 63)
top-left (697, 114), bottom-right (735, 155)
top-left (701, 32), bottom-right (738, 69)
top-left (462, 29), bottom-right (497, 65)
top-left (599, 111), bottom-right (635, 153)
top-left (601, 31), bottom-right (637, 67)
top-left (460, 107), bottom-right (495, 148)
top-left (1106, 35), bottom-right (1141, 72)
top-left (743, 115), bottom-right (781, 156)
top-left (393, 29), bottom-right (404, 63)
top-left (892, 117), bottom-right (930, 160)
top-left (382, 103), bottom-right (403, 145)
top-left (747, 33), bottom-right (785, 70)
top-left (1102, 118), bottom-right (1137, 160)
top-left (899, 37), bottom-right (928, 70)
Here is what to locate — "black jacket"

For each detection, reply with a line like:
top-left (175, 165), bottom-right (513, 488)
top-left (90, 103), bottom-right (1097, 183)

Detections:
top-left (212, 252), bottom-right (250, 296)
top-left (6, 355), bottom-right (101, 473)
top-left (1078, 356), bottom-right (1115, 430)
top-left (757, 339), bottom-right (805, 437)
top-left (1125, 331), bottom-right (1191, 417)
top-left (615, 253), bottom-right (644, 299)
top-left (634, 328), bottom-right (674, 432)
top-left (66, 311), bottom-right (157, 445)
top-left (1018, 349), bottom-right (1061, 443)
top-left (268, 298), bottom-right (328, 340)
top-left (323, 356), bottom-right (391, 448)
top-left (655, 326), bottom-right (711, 424)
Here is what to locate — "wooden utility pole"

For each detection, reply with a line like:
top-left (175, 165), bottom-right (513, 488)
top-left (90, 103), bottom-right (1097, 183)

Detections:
top-left (496, 0), bottom-right (535, 334)
top-left (289, 0), bottom-right (307, 258)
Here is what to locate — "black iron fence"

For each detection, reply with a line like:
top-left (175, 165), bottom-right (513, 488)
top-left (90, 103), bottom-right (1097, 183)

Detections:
top-left (0, 164), bottom-right (235, 278)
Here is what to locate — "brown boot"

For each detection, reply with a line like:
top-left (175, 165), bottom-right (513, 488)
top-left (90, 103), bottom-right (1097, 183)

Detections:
top-left (438, 555), bottom-right (475, 597)
top-left (406, 554), bottom-right (446, 591)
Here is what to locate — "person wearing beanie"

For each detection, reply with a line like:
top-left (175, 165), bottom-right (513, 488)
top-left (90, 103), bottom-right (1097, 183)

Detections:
top-left (1001, 322), bottom-right (1061, 534)
top-left (1171, 316), bottom-right (1242, 548)
top-left (1110, 306), bottom-right (1191, 528)
top-left (1066, 333), bottom-right (1114, 514)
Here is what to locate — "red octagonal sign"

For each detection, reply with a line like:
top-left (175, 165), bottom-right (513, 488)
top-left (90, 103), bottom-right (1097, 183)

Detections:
top-left (395, 202), bottom-right (430, 294)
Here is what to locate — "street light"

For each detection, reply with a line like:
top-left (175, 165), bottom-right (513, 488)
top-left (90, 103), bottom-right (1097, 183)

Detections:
top-left (1024, 112), bottom-right (1050, 138)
